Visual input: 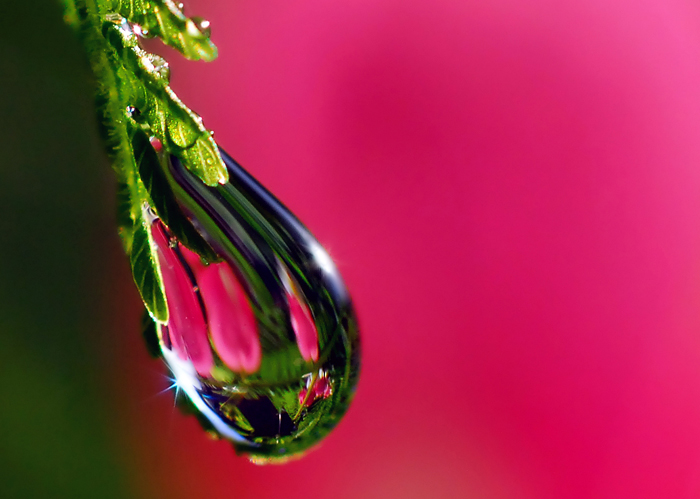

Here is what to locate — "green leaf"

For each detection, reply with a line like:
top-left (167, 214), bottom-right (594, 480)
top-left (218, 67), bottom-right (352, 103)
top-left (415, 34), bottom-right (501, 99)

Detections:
top-left (103, 20), bottom-right (228, 186)
top-left (130, 123), bottom-right (219, 262)
top-left (110, 0), bottom-right (218, 61)
top-left (129, 217), bottom-right (168, 322)
top-left (115, 177), bottom-right (135, 250)
top-left (62, 0), bottom-right (230, 325)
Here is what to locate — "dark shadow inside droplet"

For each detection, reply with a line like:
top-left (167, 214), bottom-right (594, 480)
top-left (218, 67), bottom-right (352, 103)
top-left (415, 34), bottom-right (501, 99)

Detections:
top-left (127, 105), bottom-right (144, 122)
top-left (141, 311), bottom-right (163, 356)
top-left (236, 398), bottom-right (296, 438)
top-left (159, 324), bottom-right (172, 350)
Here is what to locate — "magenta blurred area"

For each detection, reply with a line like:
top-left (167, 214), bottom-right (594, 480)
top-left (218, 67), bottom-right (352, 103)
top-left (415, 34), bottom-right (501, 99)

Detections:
top-left (114, 1), bottom-right (700, 497)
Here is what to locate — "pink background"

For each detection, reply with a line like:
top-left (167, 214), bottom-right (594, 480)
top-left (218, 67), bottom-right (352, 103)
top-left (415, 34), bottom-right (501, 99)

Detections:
top-left (112, 1), bottom-right (700, 497)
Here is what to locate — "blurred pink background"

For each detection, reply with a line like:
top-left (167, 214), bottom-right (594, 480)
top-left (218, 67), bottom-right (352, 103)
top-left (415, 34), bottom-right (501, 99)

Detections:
top-left (110, 1), bottom-right (700, 497)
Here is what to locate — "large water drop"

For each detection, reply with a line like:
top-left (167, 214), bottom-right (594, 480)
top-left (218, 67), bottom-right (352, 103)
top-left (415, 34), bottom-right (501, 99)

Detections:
top-left (146, 148), bottom-right (360, 462)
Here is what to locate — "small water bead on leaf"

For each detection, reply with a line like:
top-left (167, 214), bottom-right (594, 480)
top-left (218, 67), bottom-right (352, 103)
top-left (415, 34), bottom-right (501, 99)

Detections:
top-left (144, 147), bottom-right (360, 461)
top-left (126, 105), bottom-right (141, 121)
top-left (149, 136), bottom-right (163, 151)
top-left (132, 23), bottom-right (152, 38)
top-left (166, 117), bottom-right (199, 150)
top-left (144, 53), bottom-right (170, 83)
top-left (187, 17), bottom-right (211, 39)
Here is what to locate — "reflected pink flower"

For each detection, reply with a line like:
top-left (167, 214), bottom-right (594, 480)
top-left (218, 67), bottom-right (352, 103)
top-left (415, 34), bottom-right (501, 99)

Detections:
top-left (196, 260), bottom-right (261, 373)
top-left (298, 371), bottom-right (332, 407)
top-left (287, 292), bottom-right (319, 362)
top-left (151, 221), bottom-right (213, 376)
top-left (151, 220), bottom-right (262, 375)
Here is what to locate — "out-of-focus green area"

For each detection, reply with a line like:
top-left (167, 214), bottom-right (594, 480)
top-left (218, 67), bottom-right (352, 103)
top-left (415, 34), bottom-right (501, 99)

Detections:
top-left (0, 1), bottom-right (131, 497)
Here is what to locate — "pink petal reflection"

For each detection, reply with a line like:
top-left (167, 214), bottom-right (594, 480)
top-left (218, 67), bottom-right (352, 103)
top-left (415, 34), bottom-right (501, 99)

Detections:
top-left (177, 243), bottom-right (207, 275)
top-left (152, 221), bottom-right (213, 376)
top-left (298, 372), bottom-right (331, 407)
top-left (288, 293), bottom-right (318, 362)
top-left (195, 262), bottom-right (261, 373)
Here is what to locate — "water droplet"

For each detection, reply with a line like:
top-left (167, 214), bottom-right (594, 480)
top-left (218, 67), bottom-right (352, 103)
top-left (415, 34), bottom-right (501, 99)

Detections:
top-left (187, 16), bottom-right (211, 38)
top-left (126, 105), bottom-right (142, 122)
top-left (144, 54), bottom-right (170, 83)
top-left (166, 118), bottom-right (197, 149)
top-left (146, 148), bottom-right (360, 461)
top-left (104, 12), bottom-right (123, 24)
top-left (149, 137), bottom-right (163, 152)
top-left (132, 23), bottom-right (151, 38)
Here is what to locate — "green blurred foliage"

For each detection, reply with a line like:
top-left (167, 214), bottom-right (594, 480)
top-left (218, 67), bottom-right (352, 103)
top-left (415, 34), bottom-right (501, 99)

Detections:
top-left (0, 0), bottom-right (131, 497)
